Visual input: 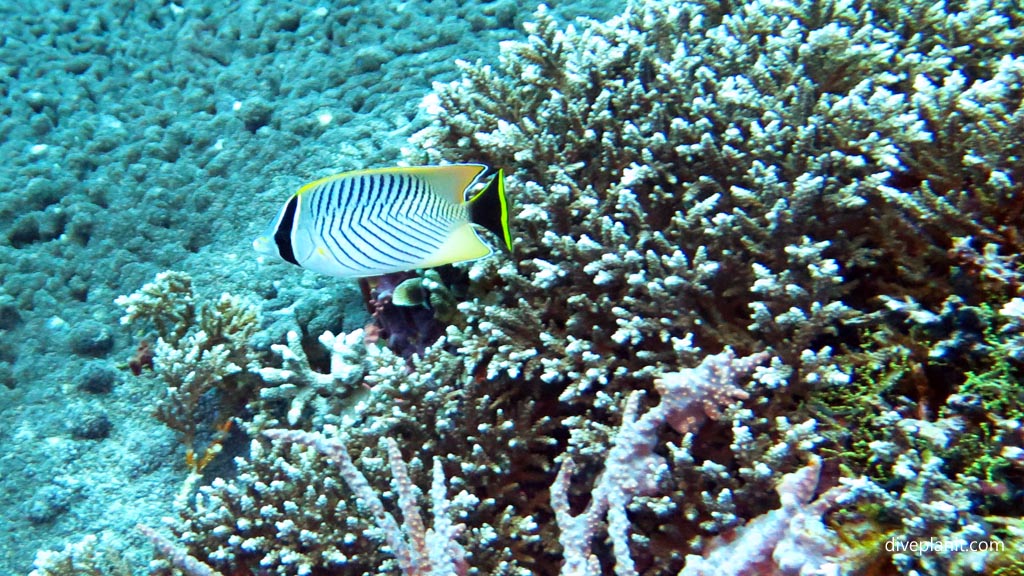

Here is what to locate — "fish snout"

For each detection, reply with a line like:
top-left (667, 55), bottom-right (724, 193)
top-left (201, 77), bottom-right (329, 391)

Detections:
top-left (252, 235), bottom-right (275, 256)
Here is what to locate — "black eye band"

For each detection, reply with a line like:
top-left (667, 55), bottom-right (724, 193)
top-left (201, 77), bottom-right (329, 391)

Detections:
top-left (275, 196), bottom-right (300, 266)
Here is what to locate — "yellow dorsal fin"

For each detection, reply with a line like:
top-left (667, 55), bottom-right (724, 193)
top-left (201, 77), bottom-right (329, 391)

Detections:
top-left (295, 164), bottom-right (487, 203)
top-left (417, 222), bottom-right (492, 268)
top-left (403, 164), bottom-right (486, 204)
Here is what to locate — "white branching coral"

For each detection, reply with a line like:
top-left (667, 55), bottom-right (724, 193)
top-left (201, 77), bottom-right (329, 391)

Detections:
top-left (256, 327), bottom-right (378, 426)
top-left (398, 0), bottom-right (1022, 573)
top-left (408, 0), bottom-right (1023, 396)
top-left (116, 271), bottom-right (261, 473)
top-left (263, 428), bottom-right (471, 576)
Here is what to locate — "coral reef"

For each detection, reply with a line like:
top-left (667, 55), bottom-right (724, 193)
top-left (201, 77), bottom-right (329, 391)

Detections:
top-left (78, 0), bottom-right (1024, 574)
top-left (1, 1), bottom-right (621, 574)
top-left (146, 346), bottom-right (769, 575)
top-left (551, 349), bottom-right (765, 574)
top-left (264, 429), bottom-right (470, 576)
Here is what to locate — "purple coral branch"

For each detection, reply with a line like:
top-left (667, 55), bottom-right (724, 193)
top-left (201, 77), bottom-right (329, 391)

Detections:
top-left (384, 436), bottom-right (428, 569)
top-left (679, 455), bottom-right (848, 576)
top-left (551, 349), bottom-right (767, 576)
top-left (137, 523), bottom-right (224, 576)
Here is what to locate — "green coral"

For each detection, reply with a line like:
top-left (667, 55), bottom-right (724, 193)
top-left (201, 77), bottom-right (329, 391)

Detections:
top-left (941, 309), bottom-right (1024, 509)
top-left (815, 297), bottom-right (1024, 530)
top-left (959, 344), bottom-right (1024, 420)
top-left (815, 347), bottom-right (911, 484)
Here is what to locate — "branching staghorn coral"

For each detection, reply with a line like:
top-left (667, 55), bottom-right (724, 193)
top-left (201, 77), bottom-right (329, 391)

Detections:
top-left (255, 325), bottom-right (373, 428)
top-left (150, 421), bottom-right (482, 575)
top-left (680, 456), bottom-right (851, 576)
top-left (264, 324), bottom-right (561, 572)
top-left (152, 347), bottom-right (772, 575)
top-left (411, 0), bottom-right (1023, 373)
top-left (401, 0), bottom-right (1023, 571)
top-left (264, 428), bottom-right (470, 576)
top-left (410, 0), bottom-right (1021, 387)
top-left (138, 525), bottom-right (223, 576)
top-left (117, 271), bottom-right (261, 473)
top-left (150, 430), bottom-right (380, 575)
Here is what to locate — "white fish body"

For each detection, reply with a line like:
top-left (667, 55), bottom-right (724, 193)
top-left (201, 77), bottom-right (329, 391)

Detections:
top-left (253, 164), bottom-right (510, 278)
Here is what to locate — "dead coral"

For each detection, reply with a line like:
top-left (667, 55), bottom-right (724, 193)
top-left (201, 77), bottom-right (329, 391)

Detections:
top-left (28, 534), bottom-right (134, 576)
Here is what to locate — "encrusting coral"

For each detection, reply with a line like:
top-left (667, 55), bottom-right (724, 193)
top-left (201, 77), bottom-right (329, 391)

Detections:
top-left (117, 0), bottom-right (1023, 575)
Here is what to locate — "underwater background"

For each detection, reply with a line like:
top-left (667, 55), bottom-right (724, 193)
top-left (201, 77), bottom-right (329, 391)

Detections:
top-left (1, 0), bottom-right (1023, 574)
